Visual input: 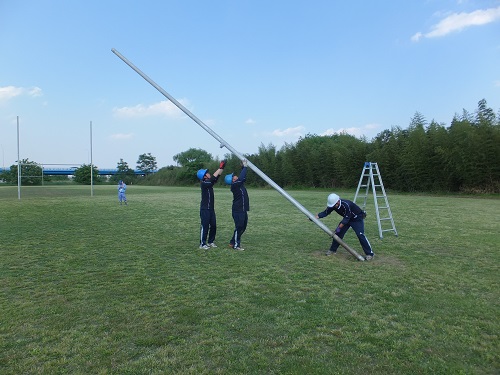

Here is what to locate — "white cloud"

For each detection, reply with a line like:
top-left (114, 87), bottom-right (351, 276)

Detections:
top-left (0, 86), bottom-right (23, 100)
top-left (411, 32), bottom-right (423, 42)
top-left (245, 118), bottom-right (256, 125)
top-left (271, 126), bottom-right (305, 137)
top-left (412, 6), bottom-right (500, 41)
top-left (112, 99), bottom-right (189, 118)
top-left (495, 80), bottom-right (500, 87)
top-left (110, 133), bottom-right (134, 140)
top-left (28, 87), bottom-right (43, 97)
top-left (256, 126), bottom-right (305, 146)
top-left (0, 85), bottom-right (43, 101)
top-left (321, 123), bottom-right (380, 138)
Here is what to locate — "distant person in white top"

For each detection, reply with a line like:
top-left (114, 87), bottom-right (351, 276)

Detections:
top-left (118, 180), bottom-right (128, 205)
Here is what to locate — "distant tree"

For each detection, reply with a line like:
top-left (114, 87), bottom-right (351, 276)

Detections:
top-left (74, 164), bottom-right (100, 184)
top-left (278, 143), bottom-right (301, 187)
top-left (475, 98), bottom-right (496, 126)
top-left (2, 159), bottom-right (42, 185)
top-left (400, 112), bottom-right (429, 191)
top-left (471, 99), bottom-right (500, 190)
top-left (425, 120), bottom-right (450, 191)
top-left (0, 169), bottom-right (5, 182)
top-left (368, 127), bottom-right (405, 190)
top-left (131, 98), bottom-right (499, 192)
top-left (173, 148), bottom-right (213, 180)
top-left (173, 148), bottom-right (212, 167)
top-left (136, 153), bottom-right (157, 174)
top-left (113, 159), bottom-right (135, 183)
top-left (248, 143), bottom-right (276, 187)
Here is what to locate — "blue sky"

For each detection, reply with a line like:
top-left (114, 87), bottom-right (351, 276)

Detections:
top-left (1, 0), bottom-right (499, 170)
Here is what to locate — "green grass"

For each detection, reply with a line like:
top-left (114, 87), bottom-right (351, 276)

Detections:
top-left (1, 185), bottom-right (499, 374)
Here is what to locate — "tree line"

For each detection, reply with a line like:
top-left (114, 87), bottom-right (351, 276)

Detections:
top-left (149, 99), bottom-right (499, 193)
top-left (0, 153), bottom-right (157, 185)
top-left (2, 99), bottom-right (498, 193)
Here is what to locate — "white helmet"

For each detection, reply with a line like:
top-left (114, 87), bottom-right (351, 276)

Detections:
top-left (327, 193), bottom-right (340, 207)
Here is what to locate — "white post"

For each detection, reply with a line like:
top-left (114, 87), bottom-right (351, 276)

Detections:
top-left (111, 49), bottom-right (365, 261)
top-left (90, 121), bottom-right (94, 197)
top-left (17, 116), bottom-right (21, 200)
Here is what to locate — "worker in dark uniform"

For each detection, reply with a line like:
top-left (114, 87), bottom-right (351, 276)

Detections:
top-left (316, 193), bottom-right (375, 260)
top-left (197, 160), bottom-right (225, 250)
top-left (224, 159), bottom-right (250, 251)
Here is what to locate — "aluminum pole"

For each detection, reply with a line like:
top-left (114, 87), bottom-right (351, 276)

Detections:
top-left (17, 116), bottom-right (21, 200)
top-left (90, 121), bottom-right (94, 197)
top-left (111, 48), bottom-right (365, 261)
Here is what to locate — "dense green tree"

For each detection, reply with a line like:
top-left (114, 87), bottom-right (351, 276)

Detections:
top-left (133, 98), bottom-right (499, 193)
top-left (368, 129), bottom-right (399, 189)
top-left (425, 121), bottom-right (450, 191)
top-left (172, 148), bottom-right (215, 183)
top-left (173, 148), bottom-right (212, 167)
top-left (249, 143), bottom-right (278, 187)
top-left (277, 143), bottom-right (301, 187)
top-left (476, 98), bottom-right (496, 126)
top-left (74, 164), bottom-right (100, 185)
top-left (136, 153), bottom-right (157, 174)
top-left (2, 159), bottom-right (42, 185)
top-left (471, 99), bottom-right (500, 191)
top-left (143, 165), bottom-right (185, 186)
top-left (399, 112), bottom-right (429, 191)
top-left (113, 159), bottom-right (135, 184)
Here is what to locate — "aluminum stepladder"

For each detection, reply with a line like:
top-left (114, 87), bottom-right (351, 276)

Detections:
top-left (354, 162), bottom-right (397, 238)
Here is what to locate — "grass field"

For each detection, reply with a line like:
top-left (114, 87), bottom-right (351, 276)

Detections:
top-left (1, 185), bottom-right (499, 374)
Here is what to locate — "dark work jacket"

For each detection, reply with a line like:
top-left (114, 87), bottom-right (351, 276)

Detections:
top-left (231, 167), bottom-right (249, 212)
top-left (200, 175), bottom-right (219, 210)
top-left (318, 199), bottom-right (364, 225)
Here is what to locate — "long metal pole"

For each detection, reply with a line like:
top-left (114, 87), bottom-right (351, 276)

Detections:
top-left (90, 121), bottom-right (94, 197)
top-left (111, 48), bottom-right (365, 261)
top-left (17, 116), bottom-right (21, 200)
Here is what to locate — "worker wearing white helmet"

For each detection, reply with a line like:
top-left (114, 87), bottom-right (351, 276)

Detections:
top-left (316, 193), bottom-right (375, 260)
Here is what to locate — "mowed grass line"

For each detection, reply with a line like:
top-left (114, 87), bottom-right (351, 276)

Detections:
top-left (0, 185), bottom-right (498, 374)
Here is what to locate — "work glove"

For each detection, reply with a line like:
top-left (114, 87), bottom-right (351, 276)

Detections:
top-left (242, 159), bottom-right (248, 167)
top-left (219, 160), bottom-right (226, 169)
top-left (335, 227), bottom-right (342, 236)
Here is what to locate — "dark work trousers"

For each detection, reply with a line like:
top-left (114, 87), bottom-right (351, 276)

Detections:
top-left (200, 209), bottom-right (216, 246)
top-left (230, 211), bottom-right (248, 248)
top-left (330, 219), bottom-right (374, 256)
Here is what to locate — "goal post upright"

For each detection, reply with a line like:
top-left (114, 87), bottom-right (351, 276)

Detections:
top-left (17, 116), bottom-right (21, 200)
top-left (12, 115), bottom-right (95, 198)
top-left (90, 121), bottom-right (94, 197)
